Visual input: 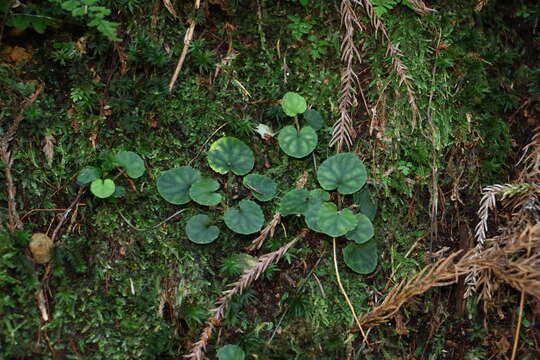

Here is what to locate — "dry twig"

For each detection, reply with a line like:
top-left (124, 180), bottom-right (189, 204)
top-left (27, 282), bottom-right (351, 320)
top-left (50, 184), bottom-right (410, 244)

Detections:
top-left (168, 0), bottom-right (201, 91)
top-left (1, 84), bottom-right (44, 232)
top-left (353, 225), bottom-right (540, 331)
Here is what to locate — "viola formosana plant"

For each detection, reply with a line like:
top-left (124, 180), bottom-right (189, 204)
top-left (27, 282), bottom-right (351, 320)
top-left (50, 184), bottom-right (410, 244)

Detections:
top-left (156, 93), bottom-right (377, 274)
top-left (77, 151), bottom-right (145, 198)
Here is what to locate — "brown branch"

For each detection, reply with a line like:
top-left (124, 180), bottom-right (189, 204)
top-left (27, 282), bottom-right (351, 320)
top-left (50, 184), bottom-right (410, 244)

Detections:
top-left (353, 225), bottom-right (540, 331)
top-left (168, 0), bottom-right (201, 92)
top-left (1, 84), bottom-right (44, 232)
top-left (184, 229), bottom-right (308, 360)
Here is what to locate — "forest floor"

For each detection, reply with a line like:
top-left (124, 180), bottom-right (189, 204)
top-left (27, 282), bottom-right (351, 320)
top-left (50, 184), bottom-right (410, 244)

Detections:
top-left (1, 0), bottom-right (540, 359)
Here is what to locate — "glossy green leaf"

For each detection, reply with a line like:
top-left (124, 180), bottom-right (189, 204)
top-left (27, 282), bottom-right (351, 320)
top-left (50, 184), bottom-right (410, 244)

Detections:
top-left (207, 137), bottom-right (254, 175)
top-left (281, 92), bottom-right (307, 117)
top-left (303, 109), bottom-right (324, 130)
top-left (156, 166), bottom-right (201, 205)
top-left (354, 188), bottom-right (378, 221)
top-left (224, 200), bottom-right (264, 235)
top-left (343, 240), bottom-right (378, 274)
top-left (189, 178), bottom-right (222, 206)
top-left (90, 179), bottom-right (115, 198)
top-left (186, 214), bottom-right (220, 244)
top-left (217, 344), bottom-right (245, 360)
top-left (345, 213), bottom-right (374, 244)
top-left (317, 203), bottom-right (356, 237)
top-left (278, 126), bottom-right (318, 158)
top-left (279, 189), bottom-right (310, 216)
top-left (317, 153), bottom-right (367, 194)
top-left (243, 174), bottom-right (277, 201)
top-left (115, 151), bottom-right (145, 178)
top-left (77, 166), bottom-right (100, 185)
top-left (304, 189), bottom-right (331, 232)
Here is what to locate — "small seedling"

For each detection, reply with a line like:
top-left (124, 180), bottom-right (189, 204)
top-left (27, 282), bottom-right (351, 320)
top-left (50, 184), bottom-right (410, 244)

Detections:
top-left (77, 151), bottom-right (145, 199)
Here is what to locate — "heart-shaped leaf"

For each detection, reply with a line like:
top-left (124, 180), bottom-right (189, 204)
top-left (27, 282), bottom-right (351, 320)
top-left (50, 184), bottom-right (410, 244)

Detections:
top-left (281, 92), bottom-right (307, 117)
top-left (317, 203), bottom-right (356, 237)
top-left (243, 174), bottom-right (277, 202)
top-left (186, 214), bottom-right (220, 244)
top-left (77, 166), bottom-right (100, 185)
top-left (304, 189), bottom-right (330, 232)
top-left (354, 188), bottom-right (377, 221)
top-left (278, 126), bottom-right (318, 158)
top-left (217, 344), bottom-right (245, 360)
top-left (343, 240), bottom-right (377, 274)
top-left (224, 200), bottom-right (264, 235)
top-left (207, 137), bottom-right (255, 175)
top-left (90, 178), bottom-right (116, 198)
top-left (303, 109), bottom-right (324, 130)
top-left (317, 153), bottom-right (367, 195)
top-left (156, 166), bottom-right (201, 205)
top-left (279, 189), bottom-right (310, 216)
top-left (345, 213), bottom-right (374, 244)
top-left (189, 178), bottom-right (222, 206)
top-left (115, 151), bottom-right (145, 179)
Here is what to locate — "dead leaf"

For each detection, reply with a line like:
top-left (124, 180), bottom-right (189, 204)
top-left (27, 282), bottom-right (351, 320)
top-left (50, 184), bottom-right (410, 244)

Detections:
top-left (254, 124), bottom-right (275, 140)
top-left (75, 36), bottom-right (87, 54)
top-left (296, 171), bottom-right (309, 189)
top-left (5, 46), bottom-right (32, 64)
top-left (42, 135), bottom-right (55, 166)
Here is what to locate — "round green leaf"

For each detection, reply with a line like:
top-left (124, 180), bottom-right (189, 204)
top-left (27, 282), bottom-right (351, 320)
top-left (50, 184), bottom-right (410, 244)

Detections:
top-left (207, 137), bottom-right (255, 175)
top-left (354, 188), bottom-right (378, 221)
top-left (189, 178), bottom-right (222, 206)
top-left (224, 200), bottom-right (264, 235)
top-left (304, 189), bottom-right (330, 232)
top-left (90, 179), bottom-right (115, 198)
top-left (217, 345), bottom-right (245, 360)
top-left (317, 203), bottom-right (356, 237)
top-left (303, 109), bottom-right (324, 130)
top-left (243, 174), bottom-right (277, 201)
top-left (77, 166), bottom-right (100, 185)
top-left (317, 153), bottom-right (367, 195)
top-left (186, 214), bottom-right (220, 244)
top-left (115, 151), bottom-right (145, 178)
top-left (281, 92), bottom-right (307, 117)
top-left (343, 240), bottom-right (378, 274)
top-left (345, 213), bottom-right (374, 244)
top-left (278, 126), bottom-right (318, 158)
top-left (156, 166), bottom-right (201, 205)
top-left (279, 189), bottom-right (310, 216)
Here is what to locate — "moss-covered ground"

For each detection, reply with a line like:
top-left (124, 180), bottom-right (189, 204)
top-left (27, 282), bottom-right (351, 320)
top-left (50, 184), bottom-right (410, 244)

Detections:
top-left (1, 0), bottom-right (539, 358)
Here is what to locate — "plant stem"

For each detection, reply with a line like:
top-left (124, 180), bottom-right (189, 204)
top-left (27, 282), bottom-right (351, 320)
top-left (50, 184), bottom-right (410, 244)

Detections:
top-left (294, 115), bottom-right (300, 131)
top-left (332, 237), bottom-right (368, 344)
